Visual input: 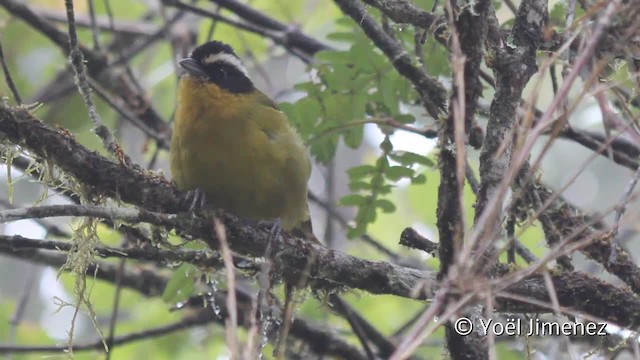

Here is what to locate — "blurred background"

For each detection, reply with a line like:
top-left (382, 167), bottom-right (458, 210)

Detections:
top-left (0, 0), bottom-right (638, 359)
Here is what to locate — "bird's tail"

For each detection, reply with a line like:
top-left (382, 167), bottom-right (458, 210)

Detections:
top-left (291, 205), bottom-right (321, 245)
top-left (291, 219), bottom-right (321, 245)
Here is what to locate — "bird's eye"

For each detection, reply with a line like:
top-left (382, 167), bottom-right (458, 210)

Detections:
top-left (219, 68), bottom-right (228, 78)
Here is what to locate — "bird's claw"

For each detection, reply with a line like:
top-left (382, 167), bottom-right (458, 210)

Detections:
top-left (185, 188), bottom-right (207, 213)
top-left (258, 218), bottom-right (282, 243)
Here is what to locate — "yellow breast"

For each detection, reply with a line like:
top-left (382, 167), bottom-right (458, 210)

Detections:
top-left (170, 75), bottom-right (311, 230)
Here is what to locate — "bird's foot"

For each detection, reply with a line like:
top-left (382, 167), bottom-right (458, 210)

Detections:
top-left (258, 218), bottom-right (282, 244)
top-left (185, 188), bottom-right (207, 213)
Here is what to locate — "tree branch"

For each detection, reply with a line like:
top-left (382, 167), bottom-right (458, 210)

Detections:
top-left (360, 0), bottom-right (439, 28)
top-left (0, 103), bottom-right (438, 300)
top-left (519, 173), bottom-right (640, 295)
top-left (0, 234), bottom-right (236, 269)
top-left (473, 0), bottom-right (548, 263)
top-left (207, 0), bottom-right (329, 55)
top-left (440, 1), bottom-right (492, 358)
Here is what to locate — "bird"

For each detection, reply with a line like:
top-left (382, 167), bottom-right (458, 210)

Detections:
top-left (170, 40), bottom-right (316, 240)
top-left (170, 41), bottom-right (318, 357)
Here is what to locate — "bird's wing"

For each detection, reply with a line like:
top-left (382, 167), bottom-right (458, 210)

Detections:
top-left (254, 89), bottom-right (281, 111)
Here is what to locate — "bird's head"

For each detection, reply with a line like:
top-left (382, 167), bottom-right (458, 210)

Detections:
top-left (179, 41), bottom-right (253, 93)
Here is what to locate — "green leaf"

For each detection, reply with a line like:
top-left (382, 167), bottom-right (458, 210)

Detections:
top-left (386, 166), bottom-right (414, 181)
top-left (311, 136), bottom-right (339, 164)
top-left (343, 93), bottom-right (368, 148)
top-left (294, 97), bottom-right (322, 135)
top-left (372, 174), bottom-right (385, 188)
top-left (389, 151), bottom-right (435, 166)
top-left (162, 263), bottom-right (197, 304)
top-left (294, 81), bottom-right (319, 95)
top-left (324, 95), bottom-right (350, 124)
top-left (378, 72), bottom-right (400, 115)
top-left (326, 32), bottom-right (357, 42)
top-left (339, 194), bottom-right (367, 206)
top-left (395, 75), bottom-right (412, 102)
top-left (315, 50), bottom-right (353, 64)
top-left (353, 203), bottom-right (377, 231)
top-left (344, 126), bottom-right (364, 149)
top-left (279, 102), bottom-right (297, 123)
top-left (349, 72), bottom-right (375, 93)
top-left (362, 205), bottom-right (377, 222)
top-left (375, 199), bottom-right (396, 213)
top-left (549, 2), bottom-right (567, 26)
top-left (422, 41), bottom-right (451, 76)
top-left (350, 93), bottom-right (368, 121)
top-left (322, 65), bottom-right (353, 89)
top-left (349, 180), bottom-right (373, 191)
top-left (348, 164), bottom-right (377, 178)
top-left (411, 173), bottom-right (427, 184)
top-left (365, 49), bottom-right (389, 73)
top-left (394, 114), bottom-right (416, 123)
top-left (336, 17), bottom-right (356, 27)
top-left (347, 225), bottom-right (363, 238)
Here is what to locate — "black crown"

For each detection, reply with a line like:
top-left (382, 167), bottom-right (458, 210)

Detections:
top-left (190, 41), bottom-right (238, 63)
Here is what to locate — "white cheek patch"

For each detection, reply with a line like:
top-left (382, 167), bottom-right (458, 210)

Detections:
top-left (202, 53), bottom-right (249, 77)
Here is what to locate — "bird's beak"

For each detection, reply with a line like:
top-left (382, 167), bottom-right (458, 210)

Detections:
top-left (179, 58), bottom-right (207, 78)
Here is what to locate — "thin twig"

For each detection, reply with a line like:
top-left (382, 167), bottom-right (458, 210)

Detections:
top-left (87, 0), bottom-right (101, 50)
top-left (0, 234), bottom-right (252, 269)
top-left (6, 264), bottom-right (37, 349)
top-left (0, 317), bottom-right (215, 354)
top-left (88, 78), bottom-right (170, 149)
top-left (64, 0), bottom-right (124, 159)
top-left (105, 259), bottom-right (125, 359)
top-left (0, 36), bottom-right (22, 104)
top-left (214, 217), bottom-right (240, 358)
top-left (329, 294), bottom-right (397, 358)
top-left (330, 295), bottom-right (376, 360)
top-left (0, 198), bottom-right (70, 238)
top-left (609, 164), bottom-right (640, 263)
top-left (0, 204), bottom-right (177, 225)
top-left (206, 0), bottom-right (329, 55)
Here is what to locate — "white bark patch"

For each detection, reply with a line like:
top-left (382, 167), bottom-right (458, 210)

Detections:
top-left (526, 10), bottom-right (544, 26)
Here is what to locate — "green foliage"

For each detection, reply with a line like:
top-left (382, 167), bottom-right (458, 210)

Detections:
top-left (282, 17), bottom-right (416, 164)
top-left (282, 17), bottom-right (445, 237)
top-left (548, 1), bottom-right (585, 27)
top-left (162, 263), bottom-right (198, 304)
top-left (340, 137), bottom-right (431, 237)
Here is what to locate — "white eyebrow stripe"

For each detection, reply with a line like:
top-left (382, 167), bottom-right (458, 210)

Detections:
top-left (202, 53), bottom-right (249, 77)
